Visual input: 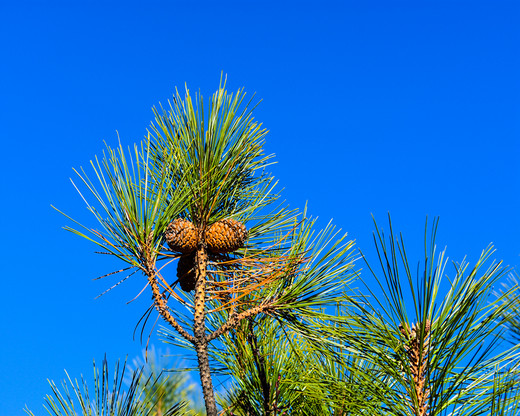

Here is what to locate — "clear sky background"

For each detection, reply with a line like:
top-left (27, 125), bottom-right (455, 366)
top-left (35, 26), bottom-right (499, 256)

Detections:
top-left (0, 1), bottom-right (519, 414)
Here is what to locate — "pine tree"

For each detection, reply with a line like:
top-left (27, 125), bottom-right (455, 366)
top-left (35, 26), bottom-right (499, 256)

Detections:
top-left (59, 77), bottom-right (357, 415)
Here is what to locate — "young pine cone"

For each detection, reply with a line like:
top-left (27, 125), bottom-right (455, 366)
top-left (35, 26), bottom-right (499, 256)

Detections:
top-left (177, 253), bottom-right (196, 292)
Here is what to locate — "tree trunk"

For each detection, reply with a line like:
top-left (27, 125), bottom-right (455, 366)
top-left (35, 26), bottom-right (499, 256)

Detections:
top-left (195, 338), bottom-right (218, 416)
top-left (193, 246), bottom-right (218, 416)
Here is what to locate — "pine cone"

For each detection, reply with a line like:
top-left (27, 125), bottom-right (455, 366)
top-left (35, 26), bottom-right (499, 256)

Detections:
top-left (206, 219), bottom-right (248, 253)
top-left (177, 253), bottom-right (196, 292)
top-left (165, 219), bottom-right (198, 254)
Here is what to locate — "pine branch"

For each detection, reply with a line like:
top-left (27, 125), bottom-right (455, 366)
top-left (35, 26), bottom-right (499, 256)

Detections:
top-left (147, 272), bottom-right (195, 344)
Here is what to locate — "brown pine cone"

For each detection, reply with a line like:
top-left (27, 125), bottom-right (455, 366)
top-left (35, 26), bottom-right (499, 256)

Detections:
top-left (165, 219), bottom-right (198, 254)
top-left (206, 219), bottom-right (248, 254)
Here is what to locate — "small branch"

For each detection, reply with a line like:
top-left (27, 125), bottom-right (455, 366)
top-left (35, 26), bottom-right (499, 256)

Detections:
top-left (399, 320), bottom-right (431, 416)
top-left (147, 273), bottom-right (195, 344)
top-left (207, 302), bottom-right (276, 342)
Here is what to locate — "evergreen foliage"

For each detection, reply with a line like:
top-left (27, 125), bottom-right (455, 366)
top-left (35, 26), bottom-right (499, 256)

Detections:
top-left (25, 357), bottom-right (187, 416)
top-left (48, 79), bottom-right (520, 415)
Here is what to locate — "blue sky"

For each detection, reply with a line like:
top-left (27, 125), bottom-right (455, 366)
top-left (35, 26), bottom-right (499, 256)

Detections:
top-left (0, 1), bottom-right (519, 414)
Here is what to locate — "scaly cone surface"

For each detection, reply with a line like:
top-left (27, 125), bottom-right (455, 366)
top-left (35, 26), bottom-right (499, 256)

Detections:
top-left (165, 219), bottom-right (198, 254)
top-left (206, 219), bottom-right (248, 254)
